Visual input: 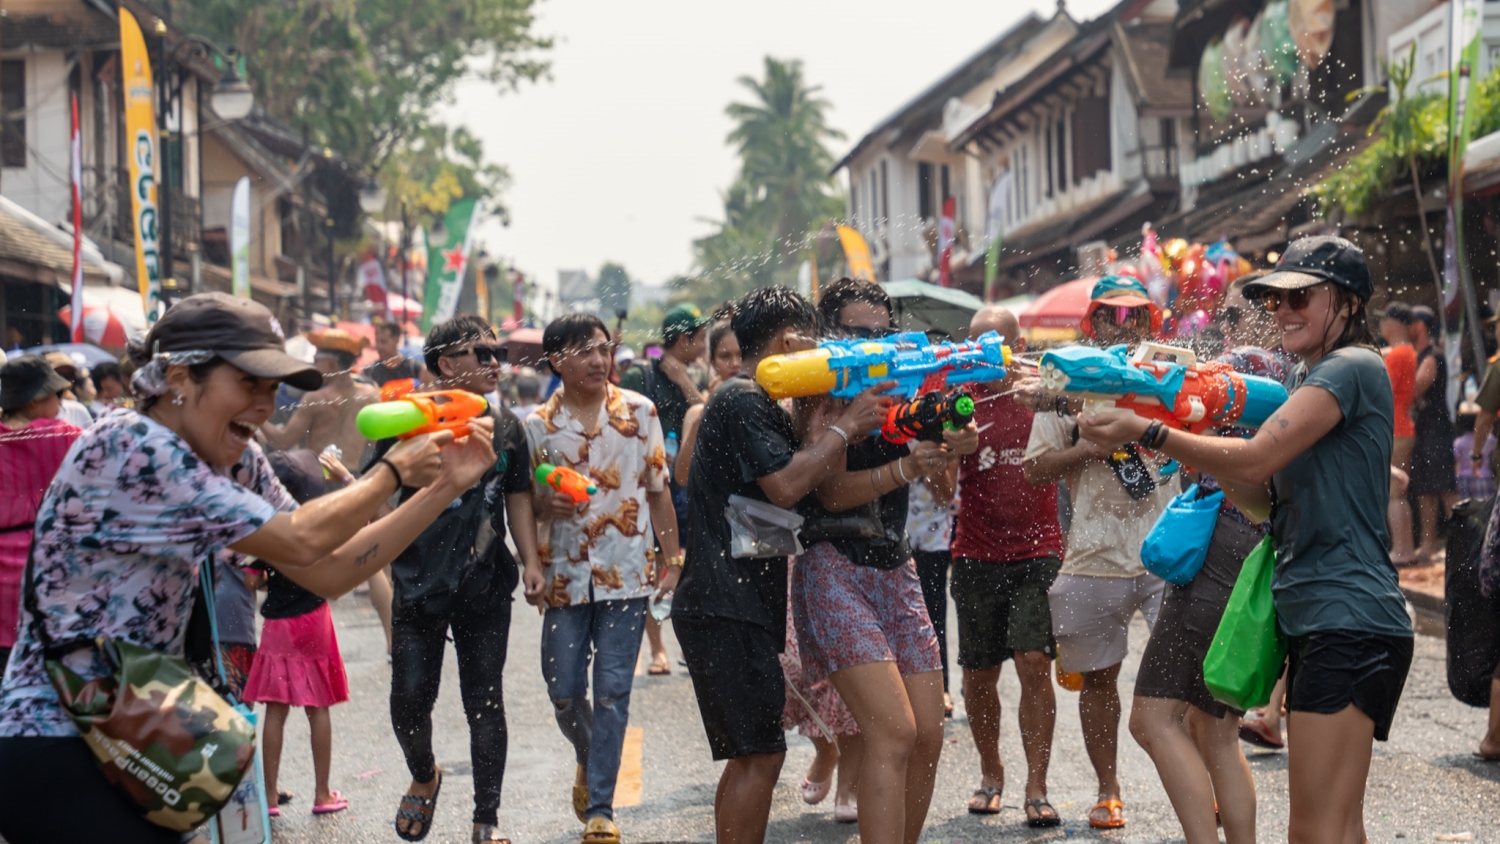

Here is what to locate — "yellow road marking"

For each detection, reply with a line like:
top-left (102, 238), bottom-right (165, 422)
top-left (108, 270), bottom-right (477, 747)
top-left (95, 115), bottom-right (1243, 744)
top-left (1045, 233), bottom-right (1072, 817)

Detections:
top-left (615, 726), bottom-right (643, 807)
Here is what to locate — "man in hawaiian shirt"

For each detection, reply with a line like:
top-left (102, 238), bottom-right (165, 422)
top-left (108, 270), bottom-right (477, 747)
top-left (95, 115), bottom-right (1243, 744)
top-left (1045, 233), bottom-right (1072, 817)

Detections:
top-left (521, 313), bottom-right (681, 844)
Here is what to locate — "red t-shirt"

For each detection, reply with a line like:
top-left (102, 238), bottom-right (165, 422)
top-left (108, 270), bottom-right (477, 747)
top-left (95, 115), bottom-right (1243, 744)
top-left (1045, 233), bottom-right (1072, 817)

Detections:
top-left (952, 385), bottom-right (1064, 563)
top-left (1384, 344), bottom-right (1416, 438)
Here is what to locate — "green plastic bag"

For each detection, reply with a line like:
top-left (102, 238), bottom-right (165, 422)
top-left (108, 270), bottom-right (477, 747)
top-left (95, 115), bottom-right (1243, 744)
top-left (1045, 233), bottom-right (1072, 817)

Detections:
top-left (1203, 536), bottom-right (1287, 710)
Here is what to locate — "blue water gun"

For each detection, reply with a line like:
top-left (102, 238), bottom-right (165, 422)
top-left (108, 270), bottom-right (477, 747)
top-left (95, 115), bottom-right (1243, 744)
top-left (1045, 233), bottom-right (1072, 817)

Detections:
top-left (1037, 342), bottom-right (1286, 433)
top-left (755, 331), bottom-right (1013, 400)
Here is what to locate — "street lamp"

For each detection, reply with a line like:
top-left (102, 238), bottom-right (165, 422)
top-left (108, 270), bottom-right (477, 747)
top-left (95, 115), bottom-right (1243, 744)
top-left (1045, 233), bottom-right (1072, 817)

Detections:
top-left (359, 182), bottom-right (388, 216)
top-left (209, 60), bottom-right (255, 121)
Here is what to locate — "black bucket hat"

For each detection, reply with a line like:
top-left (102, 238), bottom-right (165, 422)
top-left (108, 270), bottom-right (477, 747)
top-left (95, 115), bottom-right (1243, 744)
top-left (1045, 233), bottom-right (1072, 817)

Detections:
top-left (1241, 236), bottom-right (1373, 302)
top-left (138, 293), bottom-right (323, 391)
top-left (0, 355), bottom-right (73, 411)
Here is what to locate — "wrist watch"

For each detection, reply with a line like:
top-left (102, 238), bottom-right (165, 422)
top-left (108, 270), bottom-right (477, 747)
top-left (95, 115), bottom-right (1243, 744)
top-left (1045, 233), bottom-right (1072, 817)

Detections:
top-left (663, 553), bottom-right (685, 569)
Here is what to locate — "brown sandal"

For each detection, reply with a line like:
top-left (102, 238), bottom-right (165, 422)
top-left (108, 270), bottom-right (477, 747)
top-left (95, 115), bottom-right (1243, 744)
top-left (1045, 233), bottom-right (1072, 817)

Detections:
top-left (967, 785), bottom-right (1002, 814)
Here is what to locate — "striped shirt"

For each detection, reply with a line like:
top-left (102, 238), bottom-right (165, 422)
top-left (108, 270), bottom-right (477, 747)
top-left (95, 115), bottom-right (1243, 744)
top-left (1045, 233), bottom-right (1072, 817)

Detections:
top-left (0, 417), bottom-right (81, 649)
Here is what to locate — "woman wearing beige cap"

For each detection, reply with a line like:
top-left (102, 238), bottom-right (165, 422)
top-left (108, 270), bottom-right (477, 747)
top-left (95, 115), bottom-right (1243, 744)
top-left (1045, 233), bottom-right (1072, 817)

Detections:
top-left (0, 293), bottom-right (496, 844)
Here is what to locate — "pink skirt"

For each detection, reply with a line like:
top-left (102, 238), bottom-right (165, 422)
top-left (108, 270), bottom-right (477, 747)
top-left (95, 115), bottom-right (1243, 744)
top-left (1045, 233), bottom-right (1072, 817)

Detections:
top-left (242, 603), bottom-right (349, 708)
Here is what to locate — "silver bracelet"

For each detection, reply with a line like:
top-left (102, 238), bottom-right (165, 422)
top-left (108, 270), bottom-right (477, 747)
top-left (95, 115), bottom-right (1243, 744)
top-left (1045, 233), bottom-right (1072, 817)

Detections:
top-left (894, 458), bottom-right (909, 484)
top-left (828, 424), bottom-right (851, 446)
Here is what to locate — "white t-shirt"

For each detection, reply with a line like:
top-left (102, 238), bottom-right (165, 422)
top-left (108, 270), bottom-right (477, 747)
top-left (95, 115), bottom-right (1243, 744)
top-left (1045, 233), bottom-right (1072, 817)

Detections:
top-left (58, 398), bottom-right (93, 429)
top-left (1024, 413), bottom-right (1179, 578)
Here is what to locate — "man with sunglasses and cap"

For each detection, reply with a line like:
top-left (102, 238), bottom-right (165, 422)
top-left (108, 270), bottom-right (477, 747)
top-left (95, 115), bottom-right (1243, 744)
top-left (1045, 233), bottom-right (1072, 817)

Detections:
top-left (1022, 274), bottom-right (1177, 830)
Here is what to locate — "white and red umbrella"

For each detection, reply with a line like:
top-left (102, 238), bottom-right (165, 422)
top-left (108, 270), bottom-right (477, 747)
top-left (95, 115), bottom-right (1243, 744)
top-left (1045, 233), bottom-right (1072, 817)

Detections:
top-left (58, 286), bottom-right (149, 349)
top-left (385, 292), bottom-right (423, 321)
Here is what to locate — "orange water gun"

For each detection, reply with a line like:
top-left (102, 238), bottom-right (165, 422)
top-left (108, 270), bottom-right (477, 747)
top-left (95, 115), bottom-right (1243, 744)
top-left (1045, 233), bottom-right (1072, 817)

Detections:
top-left (536, 463), bottom-right (597, 504)
top-left (356, 379), bottom-right (488, 440)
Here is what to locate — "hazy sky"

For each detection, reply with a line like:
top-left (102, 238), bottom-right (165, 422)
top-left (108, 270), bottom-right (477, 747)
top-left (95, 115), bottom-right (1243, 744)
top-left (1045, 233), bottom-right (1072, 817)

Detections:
top-left (445, 0), bottom-right (1119, 295)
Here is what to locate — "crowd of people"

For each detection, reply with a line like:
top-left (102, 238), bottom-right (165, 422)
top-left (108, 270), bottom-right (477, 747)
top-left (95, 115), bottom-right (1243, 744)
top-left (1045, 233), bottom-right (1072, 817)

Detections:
top-left (0, 234), bottom-right (1495, 844)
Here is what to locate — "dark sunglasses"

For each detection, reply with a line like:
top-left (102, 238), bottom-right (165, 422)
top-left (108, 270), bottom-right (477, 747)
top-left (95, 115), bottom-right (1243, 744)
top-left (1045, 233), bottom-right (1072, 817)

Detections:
top-left (841, 324), bottom-right (894, 340)
top-left (1093, 305), bottom-right (1149, 326)
top-left (1258, 286), bottom-right (1319, 313)
top-left (1219, 306), bottom-right (1242, 328)
top-left (443, 344), bottom-right (506, 365)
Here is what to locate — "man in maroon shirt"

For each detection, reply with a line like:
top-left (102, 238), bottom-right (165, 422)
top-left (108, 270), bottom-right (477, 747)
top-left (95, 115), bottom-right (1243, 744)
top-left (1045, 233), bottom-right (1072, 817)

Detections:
top-left (951, 306), bottom-right (1064, 827)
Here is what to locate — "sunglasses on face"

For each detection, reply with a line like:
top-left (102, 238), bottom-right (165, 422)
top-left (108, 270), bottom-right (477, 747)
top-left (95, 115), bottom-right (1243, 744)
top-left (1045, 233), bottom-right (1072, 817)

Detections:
top-left (443, 344), bottom-right (506, 365)
top-left (1219, 306), bottom-right (1242, 328)
top-left (1094, 306), bottom-right (1149, 326)
top-left (1258, 286), bottom-right (1320, 313)
top-left (841, 324), bottom-right (894, 340)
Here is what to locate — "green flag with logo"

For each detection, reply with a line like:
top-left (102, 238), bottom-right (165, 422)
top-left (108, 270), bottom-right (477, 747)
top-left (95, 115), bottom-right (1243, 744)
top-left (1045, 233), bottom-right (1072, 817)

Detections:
top-left (422, 198), bottom-right (482, 332)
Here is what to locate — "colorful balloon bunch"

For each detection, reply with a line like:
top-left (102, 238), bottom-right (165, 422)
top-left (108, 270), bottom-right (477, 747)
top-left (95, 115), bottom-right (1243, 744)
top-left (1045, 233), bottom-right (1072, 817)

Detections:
top-left (1127, 226), bottom-right (1253, 339)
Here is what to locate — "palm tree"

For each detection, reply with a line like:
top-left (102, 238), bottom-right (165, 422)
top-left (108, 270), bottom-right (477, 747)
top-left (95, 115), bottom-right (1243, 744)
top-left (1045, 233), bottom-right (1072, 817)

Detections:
top-left (724, 56), bottom-right (846, 269)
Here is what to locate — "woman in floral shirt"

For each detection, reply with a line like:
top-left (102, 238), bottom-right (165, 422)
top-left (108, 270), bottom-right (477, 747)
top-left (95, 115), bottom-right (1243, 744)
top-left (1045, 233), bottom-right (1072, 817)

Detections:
top-left (0, 293), bottom-right (495, 844)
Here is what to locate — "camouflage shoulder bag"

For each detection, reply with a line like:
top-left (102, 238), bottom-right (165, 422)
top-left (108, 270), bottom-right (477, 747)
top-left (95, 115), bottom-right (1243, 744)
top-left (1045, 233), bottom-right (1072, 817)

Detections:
top-left (23, 550), bottom-right (256, 832)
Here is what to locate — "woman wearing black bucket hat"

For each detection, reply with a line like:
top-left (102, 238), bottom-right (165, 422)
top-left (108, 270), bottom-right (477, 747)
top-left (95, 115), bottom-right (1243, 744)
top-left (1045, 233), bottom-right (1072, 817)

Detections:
top-left (0, 293), bottom-right (497, 844)
top-left (1077, 236), bottom-right (1412, 843)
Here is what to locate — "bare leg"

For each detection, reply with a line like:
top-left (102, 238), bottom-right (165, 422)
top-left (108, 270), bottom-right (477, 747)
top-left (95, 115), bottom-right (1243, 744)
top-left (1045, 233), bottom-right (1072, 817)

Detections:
top-left (835, 733), bottom-right (864, 807)
top-left (1079, 663), bottom-right (1123, 823)
top-left (1418, 495), bottom-right (1443, 558)
top-left (1287, 706), bottom-right (1376, 844)
top-left (1129, 696), bottom-right (1220, 844)
top-left (1188, 707), bottom-right (1256, 844)
top-left (306, 706), bottom-right (336, 805)
top-left (715, 752), bottom-right (784, 844)
top-left (829, 661), bottom-right (919, 844)
top-left (899, 671), bottom-right (945, 844)
top-left (1478, 678), bottom-right (1500, 759)
top-left (1013, 650), bottom-right (1056, 808)
top-left (261, 703), bottom-right (290, 804)
top-left (367, 566), bottom-right (393, 654)
top-left (644, 615), bottom-right (669, 673)
top-left (805, 734), bottom-right (838, 784)
top-left (962, 665), bottom-right (1005, 797)
top-left (1388, 481), bottom-right (1416, 564)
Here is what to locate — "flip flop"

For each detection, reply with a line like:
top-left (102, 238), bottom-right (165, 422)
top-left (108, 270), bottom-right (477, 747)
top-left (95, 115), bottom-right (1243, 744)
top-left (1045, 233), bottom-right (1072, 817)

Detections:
top-left (1238, 715), bottom-right (1285, 750)
top-left (582, 816), bottom-right (620, 844)
top-left (967, 785), bottom-right (1002, 815)
top-left (396, 772), bottom-right (443, 841)
top-left (267, 806), bottom-right (280, 818)
top-left (277, 790), bottom-right (295, 806)
top-left (647, 664), bottom-right (671, 676)
top-left (312, 791), bottom-right (348, 814)
top-left (1025, 797), bottom-right (1061, 828)
top-left (1088, 798), bottom-right (1126, 829)
top-left (573, 765), bottom-right (589, 822)
top-left (1473, 751), bottom-right (1500, 762)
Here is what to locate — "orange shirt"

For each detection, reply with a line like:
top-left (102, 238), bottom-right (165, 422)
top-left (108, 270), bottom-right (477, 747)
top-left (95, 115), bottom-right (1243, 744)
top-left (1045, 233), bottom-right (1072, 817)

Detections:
top-left (1385, 343), bottom-right (1417, 438)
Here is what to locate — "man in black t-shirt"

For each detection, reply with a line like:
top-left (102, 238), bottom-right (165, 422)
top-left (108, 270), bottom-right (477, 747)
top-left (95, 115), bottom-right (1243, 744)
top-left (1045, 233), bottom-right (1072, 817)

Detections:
top-left (674, 286), bottom-right (889, 844)
top-left (365, 320), bottom-right (428, 387)
top-left (370, 315), bottom-right (540, 844)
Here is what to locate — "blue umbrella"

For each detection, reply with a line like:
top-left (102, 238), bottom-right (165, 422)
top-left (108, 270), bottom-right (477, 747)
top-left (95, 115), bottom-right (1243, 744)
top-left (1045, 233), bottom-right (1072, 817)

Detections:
top-left (21, 343), bottom-right (120, 368)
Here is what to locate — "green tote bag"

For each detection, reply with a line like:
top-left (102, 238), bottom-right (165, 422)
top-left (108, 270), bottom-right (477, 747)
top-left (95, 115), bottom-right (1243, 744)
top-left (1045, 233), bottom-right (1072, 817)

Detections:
top-left (1203, 535), bottom-right (1287, 711)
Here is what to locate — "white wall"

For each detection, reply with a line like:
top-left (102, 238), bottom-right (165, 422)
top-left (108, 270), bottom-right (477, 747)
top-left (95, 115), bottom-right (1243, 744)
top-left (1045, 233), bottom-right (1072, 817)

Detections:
top-left (2, 50), bottom-right (72, 225)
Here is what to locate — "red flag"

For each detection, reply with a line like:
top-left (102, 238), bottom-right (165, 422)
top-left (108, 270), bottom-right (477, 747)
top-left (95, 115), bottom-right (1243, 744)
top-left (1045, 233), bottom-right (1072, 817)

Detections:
top-left (937, 196), bottom-right (956, 288)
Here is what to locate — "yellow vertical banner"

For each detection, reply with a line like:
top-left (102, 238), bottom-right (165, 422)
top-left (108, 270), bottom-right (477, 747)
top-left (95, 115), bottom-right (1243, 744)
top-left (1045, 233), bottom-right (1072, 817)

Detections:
top-left (836, 225), bottom-right (876, 282)
top-left (121, 8), bottom-right (161, 324)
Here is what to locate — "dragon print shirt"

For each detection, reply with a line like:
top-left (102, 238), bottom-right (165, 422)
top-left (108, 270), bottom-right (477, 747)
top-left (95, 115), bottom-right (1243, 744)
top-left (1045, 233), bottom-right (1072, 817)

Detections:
top-left (524, 384), bottom-right (668, 607)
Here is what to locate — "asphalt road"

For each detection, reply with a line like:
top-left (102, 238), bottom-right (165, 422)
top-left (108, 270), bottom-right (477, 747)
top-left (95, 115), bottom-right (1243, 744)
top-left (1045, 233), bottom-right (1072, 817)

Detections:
top-left (242, 591), bottom-right (1500, 844)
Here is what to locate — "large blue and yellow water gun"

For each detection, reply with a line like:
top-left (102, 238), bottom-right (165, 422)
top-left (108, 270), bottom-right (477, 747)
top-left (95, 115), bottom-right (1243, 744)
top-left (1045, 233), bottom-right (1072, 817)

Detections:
top-left (755, 331), bottom-right (1013, 401)
top-left (1037, 342), bottom-right (1286, 433)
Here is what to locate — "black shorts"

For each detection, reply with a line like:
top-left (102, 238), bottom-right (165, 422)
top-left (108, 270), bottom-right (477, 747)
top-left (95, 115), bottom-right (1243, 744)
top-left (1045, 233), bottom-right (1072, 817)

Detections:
top-left (952, 555), bottom-right (1061, 669)
top-left (1286, 630), bottom-right (1414, 741)
top-left (1135, 515), bottom-right (1262, 718)
top-left (675, 615), bottom-right (788, 761)
top-left (0, 737), bottom-right (181, 843)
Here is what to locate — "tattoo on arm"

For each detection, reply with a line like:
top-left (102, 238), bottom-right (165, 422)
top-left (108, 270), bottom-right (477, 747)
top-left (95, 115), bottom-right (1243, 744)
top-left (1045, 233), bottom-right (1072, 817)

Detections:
top-left (355, 543), bottom-right (380, 567)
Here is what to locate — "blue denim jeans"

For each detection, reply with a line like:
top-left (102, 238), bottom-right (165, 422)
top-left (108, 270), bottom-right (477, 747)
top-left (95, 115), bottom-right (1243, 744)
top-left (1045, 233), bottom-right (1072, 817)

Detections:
top-left (540, 597), bottom-right (648, 820)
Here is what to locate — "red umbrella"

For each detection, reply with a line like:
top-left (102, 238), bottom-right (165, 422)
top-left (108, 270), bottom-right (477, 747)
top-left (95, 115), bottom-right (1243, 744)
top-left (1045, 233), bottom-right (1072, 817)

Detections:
top-left (1018, 277), bottom-right (1099, 331)
top-left (385, 293), bottom-right (423, 320)
top-left (57, 303), bottom-right (142, 348)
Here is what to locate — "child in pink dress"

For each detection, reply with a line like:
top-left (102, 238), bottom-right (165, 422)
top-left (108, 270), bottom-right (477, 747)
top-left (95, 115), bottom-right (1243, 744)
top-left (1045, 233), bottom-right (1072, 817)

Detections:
top-left (243, 449), bottom-right (351, 816)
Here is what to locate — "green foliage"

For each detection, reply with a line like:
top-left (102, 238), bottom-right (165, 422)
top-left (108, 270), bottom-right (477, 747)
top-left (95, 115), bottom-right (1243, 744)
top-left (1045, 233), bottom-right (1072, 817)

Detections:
top-left (679, 57), bottom-right (845, 308)
top-left (596, 262), bottom-right (633, 319)
top-left (1313, 47), bottom-right (1500, 218)
top-left (179, 0), bottom-right (549, 223)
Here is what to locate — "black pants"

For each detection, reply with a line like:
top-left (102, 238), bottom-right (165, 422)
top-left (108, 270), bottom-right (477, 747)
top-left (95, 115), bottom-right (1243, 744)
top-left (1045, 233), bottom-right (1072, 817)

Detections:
top-left (390, 592), bottom-right (513, 826)
top-left (0, 737), bottom-right (181, 843)
top-left (912, 549), bottom-right (952, 691)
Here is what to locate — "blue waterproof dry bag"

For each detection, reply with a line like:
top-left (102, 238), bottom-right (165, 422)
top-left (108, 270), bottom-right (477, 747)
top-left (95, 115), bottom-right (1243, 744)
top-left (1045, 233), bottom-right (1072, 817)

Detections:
top-left (1140, 483), bottom-right (1223, 584)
